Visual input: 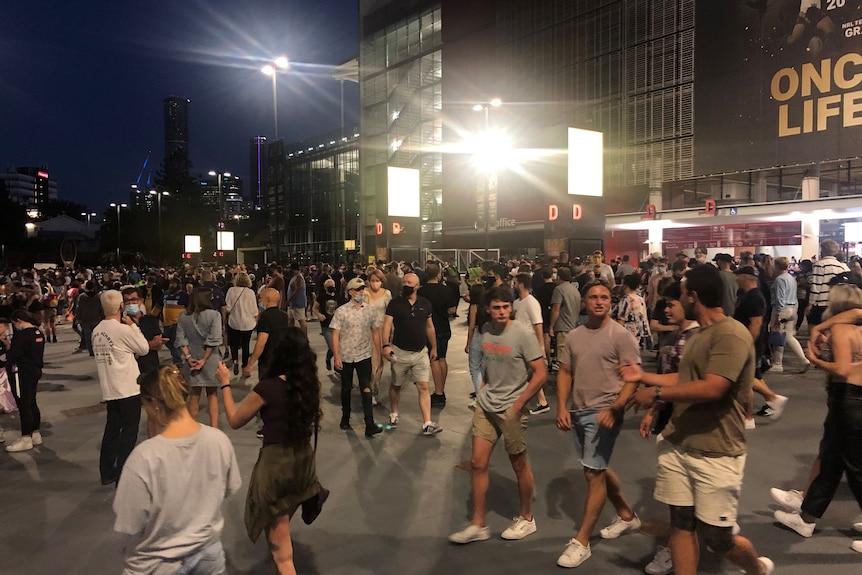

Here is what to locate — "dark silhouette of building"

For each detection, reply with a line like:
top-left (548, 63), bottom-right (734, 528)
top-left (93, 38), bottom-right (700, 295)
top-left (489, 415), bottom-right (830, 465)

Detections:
top-left (163, 96), bottom-right (190, 178)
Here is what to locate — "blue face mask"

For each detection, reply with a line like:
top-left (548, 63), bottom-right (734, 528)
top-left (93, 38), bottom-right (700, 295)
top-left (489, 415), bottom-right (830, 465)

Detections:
top-left (353, 295), bottom-right (363, 302)
top-left (258, 303), bottom-right (266, 312)
top-left (124, 304), bottom-right (140, 316)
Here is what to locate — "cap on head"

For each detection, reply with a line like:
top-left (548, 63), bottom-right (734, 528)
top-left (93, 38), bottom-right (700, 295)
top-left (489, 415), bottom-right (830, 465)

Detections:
top-left (346, 277), bottom-right (366, 291)
top-left (734, 265), bottom-right (759, 277)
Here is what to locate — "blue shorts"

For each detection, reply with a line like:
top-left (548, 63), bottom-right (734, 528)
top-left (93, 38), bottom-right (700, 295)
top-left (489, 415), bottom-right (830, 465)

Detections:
top-left (572, 409), bottom-right (623, 470)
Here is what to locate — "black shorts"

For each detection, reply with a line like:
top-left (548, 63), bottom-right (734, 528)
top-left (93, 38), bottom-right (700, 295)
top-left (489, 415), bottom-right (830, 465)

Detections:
top-left (430, 335), bottom-right (450, 359)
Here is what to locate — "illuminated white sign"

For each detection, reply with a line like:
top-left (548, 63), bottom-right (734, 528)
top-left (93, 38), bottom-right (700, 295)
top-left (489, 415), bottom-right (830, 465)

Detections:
top-left (845, 222), bottom-right (862, 243)
top-left (387, 167), bottom-right (420, 218)
top-left (184, 235), bottom-right (201, 253)
top-left (216, 231), bottom-right (234, 251)
top-left (568, 127), bottom-right (603, 197)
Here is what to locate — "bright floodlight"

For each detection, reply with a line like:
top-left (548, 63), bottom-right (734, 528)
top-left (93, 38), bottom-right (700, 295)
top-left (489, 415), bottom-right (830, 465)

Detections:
top-left (184, 235), bottom-right (202, 253)
top-left (567, 127), bottom-right (603, 197)
top-left (217, 231), bottom-right (235, 251)
top-left (472, 104), bottom-right (483, 112)
top-left (224, 172), bottom-right (231, 177)
top-left (275, 56), bottom-right (289, 69)
top-left (490, 98), bottom-right (502, 107)
top-left (469, 130), bottom-right (513, 174)
top-left (261, 64), bottom-right (274, 76)
top-left (208, 170), bottom-right (216, 176)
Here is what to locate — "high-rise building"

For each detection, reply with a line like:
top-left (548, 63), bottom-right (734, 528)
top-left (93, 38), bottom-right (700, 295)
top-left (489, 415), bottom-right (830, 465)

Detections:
top-left (199, 173), bottom-right (244, 220)
top-left (0, 166), bottom-right (58, 215)
top-left (163, 96), bottom-right (190, 176)
top-left (249, 136), bottom-right (269, 209)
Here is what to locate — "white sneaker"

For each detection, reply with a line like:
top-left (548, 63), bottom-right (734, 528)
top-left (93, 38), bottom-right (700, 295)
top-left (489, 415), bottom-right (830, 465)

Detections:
top-left (501, 515), bottom-right (537, 540)
top-left (645, 545), bottom-right (673, 575)
top-left (770, 365), bottom-right (785, 373)
top-left (5, 436), bottom-right (33, 452)
top-left (758, 557), bottom-right (775, 575)
top-left (770, 487), bottom-right (803, 513)
top-left (448, 524), bottom-right (490, 544)
top-left (774, 509), bottom-right (814, 537)
top-left (760, 395), bottom-right (789, 420)
top-left (31, 430), bottom-right (42, 446)
top-left (557, 538), bottom-right (591, 568)
top-left (422, 422), bottom-right (442, 436)
top-left (388, 413), bottom-right (399, 427)
top-left (745, 418), bottom-right (756, 430)
top-left (600, 513), bottom-right (641, 539)
top-left (854, 522), bottom-right (862, 533)
top-left (852, 540), bottom-right (862, 553)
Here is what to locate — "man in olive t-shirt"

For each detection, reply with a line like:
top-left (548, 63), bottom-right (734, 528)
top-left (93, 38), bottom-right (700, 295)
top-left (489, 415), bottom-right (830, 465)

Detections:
top-left (624, 264), bottom-right (772, 575)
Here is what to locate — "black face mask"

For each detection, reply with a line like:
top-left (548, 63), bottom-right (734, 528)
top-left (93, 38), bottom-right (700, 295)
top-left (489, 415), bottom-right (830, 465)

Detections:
top-left (482, 276), bottom-right (496, 287)
top-left (402, 285), bottom-right (415, 297)
top-left (326, 288), bottom-right (335, 294)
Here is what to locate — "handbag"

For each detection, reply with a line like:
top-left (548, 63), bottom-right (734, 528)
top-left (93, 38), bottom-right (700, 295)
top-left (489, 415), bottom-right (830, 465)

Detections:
top-left (767, 330), bottom-right (787, 347)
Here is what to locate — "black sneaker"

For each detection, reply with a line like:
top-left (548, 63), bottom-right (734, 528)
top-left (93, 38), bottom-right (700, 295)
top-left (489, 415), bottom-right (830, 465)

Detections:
top-left (365, 423), bottom-right (383, 437)
top-left (529, 403), bottom-right (551, 415)
top-left (339, 419), bottom-right (351, 430)
top-left (325, 357), bottom-right (332, 371)
top-left (431, 393), bottom-right (446, 408)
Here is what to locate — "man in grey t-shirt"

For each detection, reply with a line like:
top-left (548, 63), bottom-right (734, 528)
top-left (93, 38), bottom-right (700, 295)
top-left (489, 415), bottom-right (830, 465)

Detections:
top-left (449, 285), bottom-right (546, 545)
top-left (549, 266), bottom-right (581, 366)
top-left (554, 281), bottom-right (642, 569)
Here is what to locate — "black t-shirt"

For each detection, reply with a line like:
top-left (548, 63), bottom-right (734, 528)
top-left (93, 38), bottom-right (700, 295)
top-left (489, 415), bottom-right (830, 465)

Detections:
top-left (257, 307), bottom-right (289, 377)
top-left (253, 376), bottom-right (288, 446)
top-left (574, 273), bottom-right (592, 295)
top-left (386, 296), bottom-right (432, 352)
top-left (317, 293), bottom-right (339, 328)
top-left (417, 282), bottom-right (457, 337)
top-left (734, 287), bottom-right (766, 352)
top-left (135, 315), bottom-right (162, 376)
top-left (535, 282), bottom-right (556, 326)
top-left (469, 284), bottom-right (490, 329)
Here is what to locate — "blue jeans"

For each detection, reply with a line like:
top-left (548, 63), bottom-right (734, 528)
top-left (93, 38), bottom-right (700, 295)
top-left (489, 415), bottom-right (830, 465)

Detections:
top-left (174, 540), bottom-right (226, 575)
top-left (468, 329), bottom-right (483, 393)
top-left (163, 323), bottom-right (183, 365)
top-left (82, 324), bottom-right (96, 356)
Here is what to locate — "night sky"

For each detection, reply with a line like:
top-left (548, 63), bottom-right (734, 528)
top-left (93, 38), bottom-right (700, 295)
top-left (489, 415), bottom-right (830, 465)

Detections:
top-left (0, 0), bottom-right (360, 212)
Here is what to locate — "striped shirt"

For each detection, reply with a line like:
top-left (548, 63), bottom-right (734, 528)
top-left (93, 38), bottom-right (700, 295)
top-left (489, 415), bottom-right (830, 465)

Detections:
top-left (808, 256), bottom-right (849, 307)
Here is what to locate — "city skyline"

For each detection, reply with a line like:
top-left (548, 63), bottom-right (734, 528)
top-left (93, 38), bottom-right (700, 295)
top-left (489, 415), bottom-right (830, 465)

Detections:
top-left (0, 0), bottom-right (359, 212)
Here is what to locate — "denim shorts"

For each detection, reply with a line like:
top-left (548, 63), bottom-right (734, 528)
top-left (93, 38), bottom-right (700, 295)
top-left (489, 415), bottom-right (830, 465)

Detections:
top-left (572, 409), bottom-right (623, 470)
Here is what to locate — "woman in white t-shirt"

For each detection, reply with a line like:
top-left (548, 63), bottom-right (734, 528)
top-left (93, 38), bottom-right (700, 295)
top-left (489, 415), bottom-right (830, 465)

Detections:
top-left (225, 272), bottom-right (259, 376)
top-left (114, 365), bottom-right (240, 575)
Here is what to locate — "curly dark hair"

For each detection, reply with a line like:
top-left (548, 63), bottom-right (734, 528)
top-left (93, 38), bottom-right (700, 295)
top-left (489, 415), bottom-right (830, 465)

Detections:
top-left (265, 327), bottom-right (322, 446)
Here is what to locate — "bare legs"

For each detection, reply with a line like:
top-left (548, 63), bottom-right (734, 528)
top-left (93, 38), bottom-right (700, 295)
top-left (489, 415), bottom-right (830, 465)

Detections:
top-left (267, 507), bottom-right (299, 575)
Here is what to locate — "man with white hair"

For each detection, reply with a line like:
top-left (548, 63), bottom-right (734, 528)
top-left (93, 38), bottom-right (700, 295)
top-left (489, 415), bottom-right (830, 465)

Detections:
top-left (92, 290), bottom-right (151, 486)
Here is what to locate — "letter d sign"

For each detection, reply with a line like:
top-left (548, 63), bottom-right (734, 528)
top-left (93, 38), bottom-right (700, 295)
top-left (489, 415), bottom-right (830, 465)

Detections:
top-left (573, 204), bottom-right (583, 220)
top-left (548, 204), bottom-right (559, 221)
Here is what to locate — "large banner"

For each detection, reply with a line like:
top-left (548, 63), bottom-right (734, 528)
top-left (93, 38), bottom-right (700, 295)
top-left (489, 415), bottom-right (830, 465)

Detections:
top-left (695, 1), bottom-right (862, 175)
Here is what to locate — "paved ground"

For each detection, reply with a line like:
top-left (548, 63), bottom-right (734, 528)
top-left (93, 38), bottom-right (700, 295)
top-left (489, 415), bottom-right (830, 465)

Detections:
top-left (1, 303), bottom-right (861, 574)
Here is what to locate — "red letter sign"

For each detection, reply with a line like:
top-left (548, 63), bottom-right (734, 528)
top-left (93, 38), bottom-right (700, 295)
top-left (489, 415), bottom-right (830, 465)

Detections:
top-left (573, 204), bottom-right (583, 220)
top-left (548, 205), bottom-right (559, 221)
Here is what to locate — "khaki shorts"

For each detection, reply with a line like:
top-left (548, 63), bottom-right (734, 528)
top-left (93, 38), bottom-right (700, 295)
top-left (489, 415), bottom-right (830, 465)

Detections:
top-left (654, 438), bottom-right (746, 527)
top-left (554, 331), bottom-right (570, 361)
top-left (287, 307), bottom-right (306, 322)
top-left (390, 345), bottom-right (430, 386)
top-left (472, 405), bottom-right (528, 455)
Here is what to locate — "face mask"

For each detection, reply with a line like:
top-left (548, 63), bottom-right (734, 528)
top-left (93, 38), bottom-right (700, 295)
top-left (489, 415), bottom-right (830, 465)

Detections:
top-left (258, 303), bottom-right (266, 312)
top-left (482, 276), bottom-right (496, 287)
top-left (657, 267), bottom-right (666, 274)
top-left (552, 273), bottom-right (558, 281)
top-left (353, 295), bottom-right (363, 302)
top-left (402, 285), bottom-right (415, 297)
top-left (124, 304), bottom-right (140, 316)
top-left (326, 287), bottom-right (335, 294)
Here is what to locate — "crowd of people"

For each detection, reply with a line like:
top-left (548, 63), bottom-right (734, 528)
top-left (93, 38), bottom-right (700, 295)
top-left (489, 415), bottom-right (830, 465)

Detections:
top-left (1, 241), bottom-right (862, 573)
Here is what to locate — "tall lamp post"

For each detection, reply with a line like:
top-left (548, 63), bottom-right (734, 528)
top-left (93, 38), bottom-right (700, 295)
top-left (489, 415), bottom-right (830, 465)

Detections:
top-left (472, 98), bottom-right (502, 261)
top-left (261, 56), bottom-right (289, 141)
top-left (261, 56), bottom-right (288, 262)
top-left (207, 171), bottom-right (231, 220)
top-left (80, 212), bottom-right (96, 231)
top-left (109, 203), bottom-right (127, 265)
top-left (149, 190), bottom-right (169, 264)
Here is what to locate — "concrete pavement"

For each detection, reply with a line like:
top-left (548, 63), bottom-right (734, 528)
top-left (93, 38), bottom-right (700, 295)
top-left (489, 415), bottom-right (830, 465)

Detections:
top-left (1, 304), bottom-right (861, 574)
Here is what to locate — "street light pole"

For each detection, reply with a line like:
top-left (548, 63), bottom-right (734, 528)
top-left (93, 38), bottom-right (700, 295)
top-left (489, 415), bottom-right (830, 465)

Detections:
top-left (109, 203), bottom-right (127, 265)
top-left (473, 98), bottom-right (502, 262)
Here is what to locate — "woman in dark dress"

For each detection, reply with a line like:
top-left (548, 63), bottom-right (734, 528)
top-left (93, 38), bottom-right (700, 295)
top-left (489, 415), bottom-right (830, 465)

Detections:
top-left (218, 327), bottom-right (327, 575)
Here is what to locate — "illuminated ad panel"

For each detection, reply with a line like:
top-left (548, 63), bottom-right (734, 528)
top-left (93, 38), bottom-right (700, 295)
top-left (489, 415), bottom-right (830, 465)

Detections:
top-left (695, 1), bottom-right (862, 175)
top-left (568, 127), bottom-right (603, 197)
top-left (184, 235), bottom-right (201, 253)
top-left (846, 222), bottom-right (862, 243)
top-left (387, 167), bottom-right (420, 217)
top-left (217, 231), bottom-right (234, 251)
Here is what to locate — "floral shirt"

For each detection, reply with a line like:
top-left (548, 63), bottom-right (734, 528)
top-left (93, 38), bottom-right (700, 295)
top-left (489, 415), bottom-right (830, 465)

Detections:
top-left (612, 292), bottom-right (652, 350)
top-left (329, 302), bottom-right (381, 363)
